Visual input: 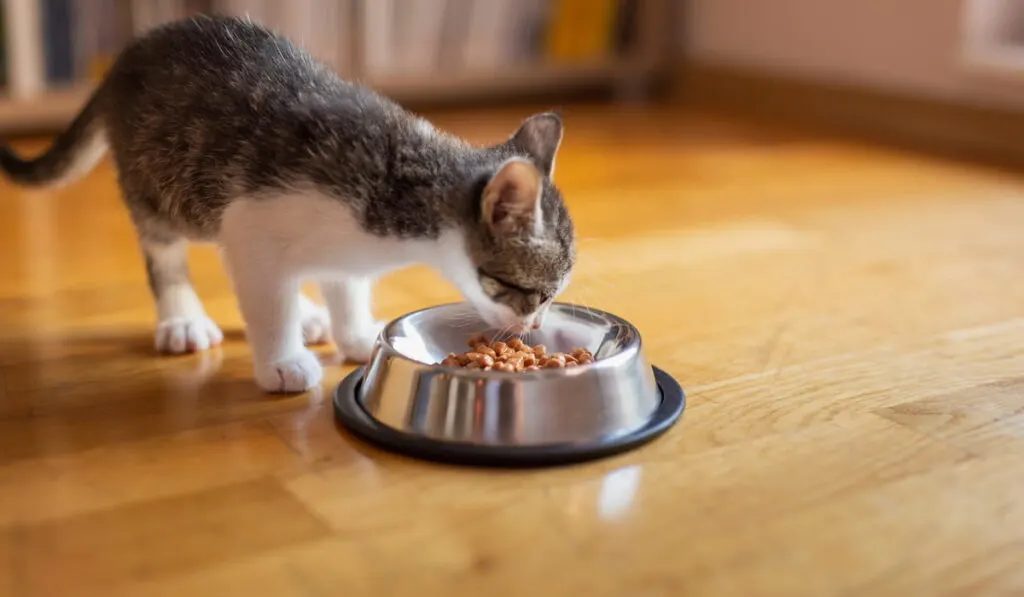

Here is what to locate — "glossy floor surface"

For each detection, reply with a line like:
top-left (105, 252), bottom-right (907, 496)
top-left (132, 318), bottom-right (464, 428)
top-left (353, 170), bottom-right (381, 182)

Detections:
top-left (2, 103), bottom-right (1023, 596)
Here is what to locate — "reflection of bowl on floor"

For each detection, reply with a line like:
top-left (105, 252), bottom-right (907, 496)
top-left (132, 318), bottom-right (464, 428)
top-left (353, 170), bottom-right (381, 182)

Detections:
top-left (333, 302), bottom-right (686, 467)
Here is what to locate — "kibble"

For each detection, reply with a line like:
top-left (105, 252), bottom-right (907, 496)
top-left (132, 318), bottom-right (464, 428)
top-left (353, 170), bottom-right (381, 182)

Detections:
top-left (438, 335), bottom-right (596, 372)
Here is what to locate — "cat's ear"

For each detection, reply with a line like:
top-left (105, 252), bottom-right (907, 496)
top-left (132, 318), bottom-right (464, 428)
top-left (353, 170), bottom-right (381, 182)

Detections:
top-left (507, 112), bottom-right (563, 178)
top-left (481, 158), bottom-right (543, 236)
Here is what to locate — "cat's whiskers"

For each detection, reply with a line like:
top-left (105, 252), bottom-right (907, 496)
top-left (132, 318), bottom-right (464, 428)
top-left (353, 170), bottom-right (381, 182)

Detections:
top-left (577, 236), bottom-right (610, 248)
top-left (436, 307), bottom-right (480, 329)
top-left (564, 283), bottom-right (604, 322)
top-left (494, 324), bottom-right (517, 343)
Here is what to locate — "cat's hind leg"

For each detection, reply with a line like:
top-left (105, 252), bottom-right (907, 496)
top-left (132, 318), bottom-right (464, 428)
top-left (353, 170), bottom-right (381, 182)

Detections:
top-left (297, 292), bottom-right (332, 346)
top-left (321, 277), bottom-right (384, 363)
top-left (141, 236), bottom-right (224, 354)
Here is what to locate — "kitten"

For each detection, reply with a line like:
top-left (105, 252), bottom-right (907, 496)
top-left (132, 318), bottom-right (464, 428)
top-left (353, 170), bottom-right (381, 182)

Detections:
top-left (0, 15), bottom-right (576, 393)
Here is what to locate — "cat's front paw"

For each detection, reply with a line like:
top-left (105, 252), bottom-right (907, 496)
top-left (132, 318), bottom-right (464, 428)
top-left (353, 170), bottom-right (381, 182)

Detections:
top-left (155, 316), bottom-right (224, 354)
top-left (335, 321), bottom-right (385, 363)
top-left (254, 349), bottom-right (323, 393)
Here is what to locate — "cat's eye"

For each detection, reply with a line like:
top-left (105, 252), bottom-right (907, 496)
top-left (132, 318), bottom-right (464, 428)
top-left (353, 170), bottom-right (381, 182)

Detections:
top-left (477, 268), bottom-right (538, 297)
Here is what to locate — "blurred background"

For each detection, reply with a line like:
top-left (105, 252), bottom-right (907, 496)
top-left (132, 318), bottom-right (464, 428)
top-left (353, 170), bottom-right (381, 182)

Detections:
top-left (0, 0), bottom-right (676, 132)
top-left (1, 0), bottom-right (1024, 166)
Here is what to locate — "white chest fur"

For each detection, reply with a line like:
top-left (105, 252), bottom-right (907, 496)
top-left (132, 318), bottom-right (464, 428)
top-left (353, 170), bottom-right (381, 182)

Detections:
top-left (219, 190), bottom-right (452, 278)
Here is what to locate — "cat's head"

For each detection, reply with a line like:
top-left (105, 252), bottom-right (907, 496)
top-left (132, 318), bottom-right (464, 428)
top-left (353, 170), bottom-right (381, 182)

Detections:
top-left (454, 112), bottom-right (576, 333)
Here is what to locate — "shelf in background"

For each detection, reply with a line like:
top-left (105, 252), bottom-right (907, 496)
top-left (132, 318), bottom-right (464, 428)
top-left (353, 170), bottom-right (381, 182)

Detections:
top-left (0, 59), bottom-right (663, 136)
top-left (368, 58), bottom-right (659, 102)
top-left (0, 84), bottom-right (93, 134)
top-left (0, 0), bottom-right (675, 136)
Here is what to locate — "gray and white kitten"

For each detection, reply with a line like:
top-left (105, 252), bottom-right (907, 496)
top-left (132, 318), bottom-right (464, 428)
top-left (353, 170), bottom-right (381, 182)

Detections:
top-left (0, 15), bottom-right (576, 393)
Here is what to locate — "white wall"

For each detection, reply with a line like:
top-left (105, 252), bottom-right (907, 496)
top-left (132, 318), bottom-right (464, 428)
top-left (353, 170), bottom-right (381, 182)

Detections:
top-left (680, 0), bottom-right (1024, 110)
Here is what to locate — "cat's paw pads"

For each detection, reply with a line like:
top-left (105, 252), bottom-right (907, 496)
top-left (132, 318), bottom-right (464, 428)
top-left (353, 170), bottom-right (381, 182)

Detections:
top-left (299, 302), bottom-right (332, 346)
top-left (336, 320), bottom-right (385, 363)
top-left (155, 316), bottom-right (224, 354)
top-left (254, 350), bottom-right (323, 393)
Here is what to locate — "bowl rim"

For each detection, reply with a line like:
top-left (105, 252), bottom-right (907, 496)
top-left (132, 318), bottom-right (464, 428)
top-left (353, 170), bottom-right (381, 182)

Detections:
top-left (334, 364), bottom-right (686, 467)
top-left (375, 301), bottom-right (646, 380)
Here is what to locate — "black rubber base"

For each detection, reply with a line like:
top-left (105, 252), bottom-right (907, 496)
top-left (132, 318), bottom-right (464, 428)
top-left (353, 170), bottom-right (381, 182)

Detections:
top-left (332, 366), bottom-right (686, 468)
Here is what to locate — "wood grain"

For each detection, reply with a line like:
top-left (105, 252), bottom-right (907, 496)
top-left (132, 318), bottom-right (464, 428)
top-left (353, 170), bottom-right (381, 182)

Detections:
top-left (1, 102), bottom-right (1023, 596)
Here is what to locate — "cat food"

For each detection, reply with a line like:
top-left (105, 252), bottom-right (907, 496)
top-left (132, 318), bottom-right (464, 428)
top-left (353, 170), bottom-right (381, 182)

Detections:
top-left (438, 334), bottom-right (595, 372)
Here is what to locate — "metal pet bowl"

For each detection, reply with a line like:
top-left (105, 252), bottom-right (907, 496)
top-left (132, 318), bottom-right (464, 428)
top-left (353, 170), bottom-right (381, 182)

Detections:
top-left (333, 302), bottom-right (685, 467)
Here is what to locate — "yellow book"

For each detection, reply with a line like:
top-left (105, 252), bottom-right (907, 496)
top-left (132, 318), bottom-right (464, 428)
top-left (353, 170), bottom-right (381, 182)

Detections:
top-left (545, 0), bottom-right (617, 62)
top-left (88, 56), bottom-right (115, 82)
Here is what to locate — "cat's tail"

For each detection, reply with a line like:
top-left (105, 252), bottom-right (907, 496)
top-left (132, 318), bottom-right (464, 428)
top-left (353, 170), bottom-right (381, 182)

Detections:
top-left (0, 88), bottom-right (108, 188)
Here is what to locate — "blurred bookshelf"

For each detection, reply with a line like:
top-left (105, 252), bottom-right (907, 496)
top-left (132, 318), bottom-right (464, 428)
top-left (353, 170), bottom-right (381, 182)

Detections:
top-left (0, 0), bottom-right (674, 134)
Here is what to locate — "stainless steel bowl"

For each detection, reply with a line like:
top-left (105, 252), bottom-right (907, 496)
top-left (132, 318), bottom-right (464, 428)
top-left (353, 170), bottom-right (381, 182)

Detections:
top-left (333, 302), bottom-right (685, 467)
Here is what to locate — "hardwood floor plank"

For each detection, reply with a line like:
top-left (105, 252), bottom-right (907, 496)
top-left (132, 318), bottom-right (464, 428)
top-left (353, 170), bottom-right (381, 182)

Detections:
top-left (0, 479), bottom-right (332, 597)
top-left (0, 422), bottom-right (309, 527)
top-left (91, 452), bottom-right (1020, 597)
top-left (284, 413), bottom-right (966, 538)
top-left (876, 376), bottom-right (1024, 457)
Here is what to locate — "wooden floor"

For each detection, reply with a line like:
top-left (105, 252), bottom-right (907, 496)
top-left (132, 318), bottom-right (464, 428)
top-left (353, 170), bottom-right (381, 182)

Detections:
top-left (1, 102), bottom-right (1023, 596)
